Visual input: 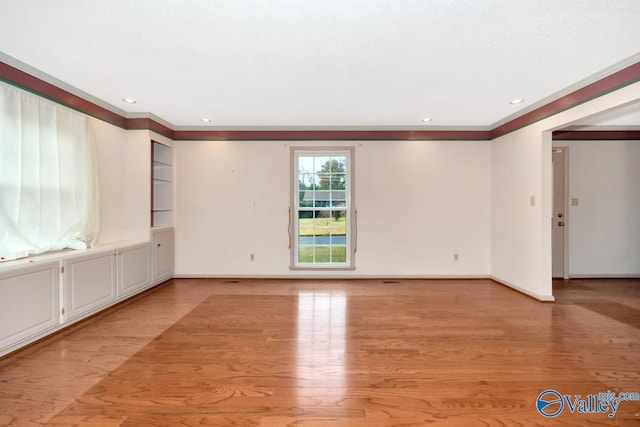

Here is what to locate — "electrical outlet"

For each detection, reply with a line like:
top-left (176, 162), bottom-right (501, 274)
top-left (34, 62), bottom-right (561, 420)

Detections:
top-left (454, 253), bottom-right (459, 261)
top-left (250, 254), bottom-right (255, 261)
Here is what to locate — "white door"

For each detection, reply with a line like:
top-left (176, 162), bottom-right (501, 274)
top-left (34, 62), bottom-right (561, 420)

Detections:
top-left (552, 148), bottom-right (567, 278)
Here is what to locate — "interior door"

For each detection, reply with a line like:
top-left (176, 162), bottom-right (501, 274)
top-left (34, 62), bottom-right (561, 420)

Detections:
top-left (552, 149), bottom-right (567, 278)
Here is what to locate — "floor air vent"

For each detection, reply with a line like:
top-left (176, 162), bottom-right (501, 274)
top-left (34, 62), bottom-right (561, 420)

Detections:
top-left (383, 280), bottom-right (400, 284)
top-left (222, 280), bottom-right (240, 284)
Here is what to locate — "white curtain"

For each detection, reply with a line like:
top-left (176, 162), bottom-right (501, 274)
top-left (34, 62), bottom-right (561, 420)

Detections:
top-left (0, 81), bottom-right (100, 261)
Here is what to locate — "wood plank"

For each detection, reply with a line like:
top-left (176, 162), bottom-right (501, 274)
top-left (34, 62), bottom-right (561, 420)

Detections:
top-left (0, 278), bottom-right (639, 425)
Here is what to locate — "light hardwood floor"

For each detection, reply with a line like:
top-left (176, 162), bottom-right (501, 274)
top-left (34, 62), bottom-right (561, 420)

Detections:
top-left (1, 278), bottom-right (639, 426)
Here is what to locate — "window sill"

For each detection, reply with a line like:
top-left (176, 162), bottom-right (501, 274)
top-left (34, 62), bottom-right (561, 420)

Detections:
top-left (289, 265), bottom-right (356, 271)
top-left (0, 240), bottom-right (148, 271)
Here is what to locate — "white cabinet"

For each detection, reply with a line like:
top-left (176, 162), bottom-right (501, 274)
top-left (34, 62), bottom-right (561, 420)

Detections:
top-left (118, 243), bottom-right (152, 297)
top-left (0, 239), bottom-right (167, 356)
top-left (63, 242), bottom-right (155, 322)
top-left (63, 250), bottom-right (117, 321)
top-left (152, 227), bottom-right (174, 282)
top-left (152, 141), bottom-right (173, 227)
top-left (0, 261), bottom-right (59, 354)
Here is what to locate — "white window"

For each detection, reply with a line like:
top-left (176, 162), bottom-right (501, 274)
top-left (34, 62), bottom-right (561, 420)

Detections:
top-left (291, 148), bottom-right (355, 268)
top-left (0, 81), bottom-right (100, 261)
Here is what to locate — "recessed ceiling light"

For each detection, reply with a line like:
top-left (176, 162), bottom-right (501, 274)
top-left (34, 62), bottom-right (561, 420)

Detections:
top-left (422, 117), bottom-right (432, 123)
top-left (201, 118), bottom-right (212, 123)
top-left (122, 98), bottom-right (136, 104)
top-left (510, 99), bottom-right (524, 104)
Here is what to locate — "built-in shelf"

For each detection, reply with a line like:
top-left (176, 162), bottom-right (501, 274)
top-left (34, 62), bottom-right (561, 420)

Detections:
top-left (152, 141), bottom-right (173, 227)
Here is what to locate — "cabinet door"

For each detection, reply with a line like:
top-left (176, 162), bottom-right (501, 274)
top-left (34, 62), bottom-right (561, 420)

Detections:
top-left (153, 228), bottom-right (174, 281)
top-left (0, 262), bottom-right (60, 354)
top-left (63, 251), bottom-right (117, 321)
top-left (118, 243), bottom-right (151, 297)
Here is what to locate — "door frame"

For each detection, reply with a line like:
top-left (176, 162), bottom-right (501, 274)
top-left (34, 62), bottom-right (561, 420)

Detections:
top-left (552, 146), bottom-right (570, 279)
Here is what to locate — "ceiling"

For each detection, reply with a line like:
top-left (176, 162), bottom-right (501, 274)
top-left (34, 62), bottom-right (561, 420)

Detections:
top-left (1, 0), bottom-right (639, 130)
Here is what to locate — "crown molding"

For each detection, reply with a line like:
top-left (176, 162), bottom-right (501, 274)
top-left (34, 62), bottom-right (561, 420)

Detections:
top-left (1, 56), bottom-right (639, 141)
top-left (170, 129), bottom-right (491, 141)
top-left (491, 60), bottom-right (640, 139)
top-left (552, 130), bottom-right (640, 140)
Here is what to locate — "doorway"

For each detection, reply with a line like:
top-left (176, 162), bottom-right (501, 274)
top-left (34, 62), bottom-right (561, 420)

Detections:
top-left (552, 148), bottom-right (568, 278)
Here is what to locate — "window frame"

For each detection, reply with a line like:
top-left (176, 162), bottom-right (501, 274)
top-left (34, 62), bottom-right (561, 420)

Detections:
top-left (290, 147), bottom-right (356, 270)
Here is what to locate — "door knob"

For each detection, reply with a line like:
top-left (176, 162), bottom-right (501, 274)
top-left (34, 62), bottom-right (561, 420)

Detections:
top-left (558, 221), bottom-right (565, 227)
top-left (557, 213), bottom-right (563, 218)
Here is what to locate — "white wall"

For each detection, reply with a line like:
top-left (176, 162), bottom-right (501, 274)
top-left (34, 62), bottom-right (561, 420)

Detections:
top-left (125, 130), bottom-right (152, 241)
top-left (91, 119), bottom-right (151, 245)
top-left (174, 139), bottom-right (491, 277)
top-left (76, 82), bottom-right (640, 298)
top-left (553, 140), bottom-right (640, 276)
top-left (490, 126), bottom-right (550, 299)
top-left (92, 119), bottom-right (127, 245)
top-left (491, 81), bottom-right (640, 300)
top-left (356, 141), bottom-right (490, 276)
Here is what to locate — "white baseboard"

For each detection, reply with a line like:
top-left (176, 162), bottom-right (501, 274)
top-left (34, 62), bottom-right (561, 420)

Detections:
top-left (568, 274), bottom-right (640, 279)
top-left (172, 274), bottom-right (491, 280)
top-left (176, 274), bottom-right (557, 302)
top-left (490, 276), bottom-right (555, 302)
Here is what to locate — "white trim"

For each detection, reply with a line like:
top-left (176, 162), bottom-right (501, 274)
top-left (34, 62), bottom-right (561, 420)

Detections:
top-left (562, 147), bottom-right (570, 279)
top-left (569, 274), bottom-right (640, 279)
top-left (126, 112), bottom-right (174, 128)
top-left (171, 125), bottom-right (491, 132)
top-left (552, 146), bottom-right (571, 280)
top-left (291, 147), bottom-right (355, 268)
top-left (174, 274), bottom-right (491, 280)
top-left (0, 51), bottom-right (129, 118)
top-left (288, 266), bottom-right (356, 271)
top-left (0, 240), bottom-right (148, 271)
top-left (490, 52), bottom-right (640, 129)
top-left (490, 276), bottom-right (555, 302)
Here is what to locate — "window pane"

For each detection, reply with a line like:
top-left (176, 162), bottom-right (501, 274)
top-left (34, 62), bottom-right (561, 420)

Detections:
top-left (298, 246), bottom-right (314, 263)
top-left (293, 150), bottom-right (351, 267)
top-left (331, 245), bottom-right (347, 262)
top-left (314, 227), bottom-right (330, 240)
top-left (298, 227), bottom-right (313, 237)
top-left (314, 156), bottom-right (331, 173)
top-left (328, 212), bottom-right (346, 236)
top-left (298, 211), bottom-right (313, 221)
top-left (330, 173), bottom-right (346, 190)
top-left (329, 235), bottom-right (346, 245)
top-left (298, 173), bottom-right (315, 190)
top-left (312, 246), bottom-right (331, 263)
top-left (316, 156), bottom-right (337, 190)
top-left (330, 190), bottom-right (346, 202)
top-left (299, 191), bottom-right (313, 208)
top-left (298, 156), bottom-right (315, 174)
